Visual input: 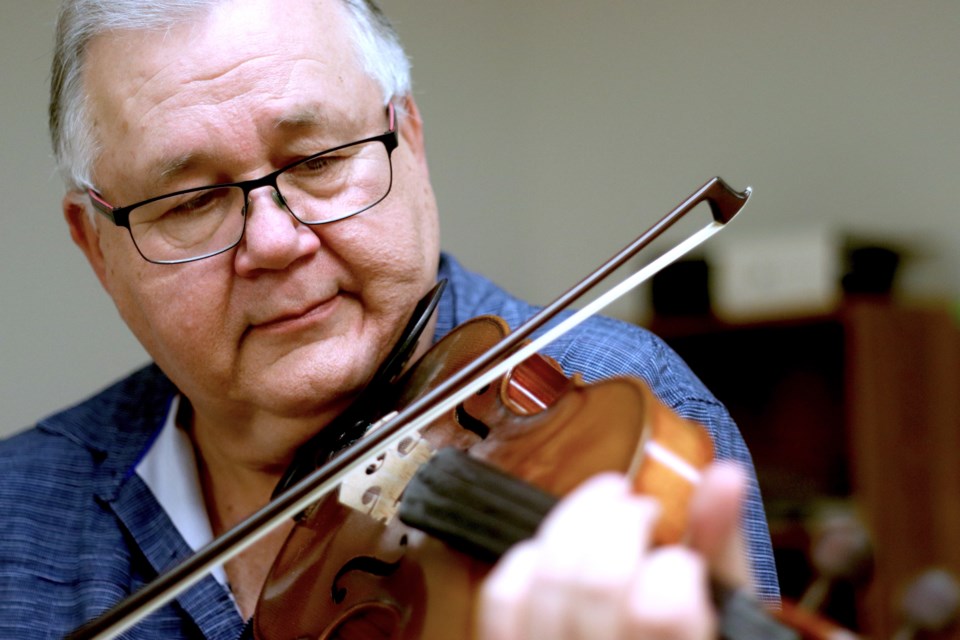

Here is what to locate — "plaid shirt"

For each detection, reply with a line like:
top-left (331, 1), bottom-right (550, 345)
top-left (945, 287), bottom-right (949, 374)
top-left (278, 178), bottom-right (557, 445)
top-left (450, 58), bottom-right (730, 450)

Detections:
top-left (0, 253), bottom-right (778, 638)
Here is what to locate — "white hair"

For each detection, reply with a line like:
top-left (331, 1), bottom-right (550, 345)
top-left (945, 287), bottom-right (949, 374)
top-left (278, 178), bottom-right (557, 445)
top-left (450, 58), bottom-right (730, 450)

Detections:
top-left (49, 0), bottom-right (412, 191)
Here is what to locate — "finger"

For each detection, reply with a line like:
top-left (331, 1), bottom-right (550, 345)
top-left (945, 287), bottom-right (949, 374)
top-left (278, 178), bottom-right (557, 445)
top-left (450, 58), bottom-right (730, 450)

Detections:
top-left (536, 476), bottom-right (660, 639)
top-left (482, 473), bottom-right (663, 640)
top-left (627, 546), bottom-right (716, 640)
top-left (536, 473), bottom-right (657, 572)
top-left (687, 461), bottom-right (751, 588)
top-left (529, 474), bottom-right (648, 639)
top-left (477, 475), bottom-right (628, 640)
top-left (477, 541), bottom-right (540, 640)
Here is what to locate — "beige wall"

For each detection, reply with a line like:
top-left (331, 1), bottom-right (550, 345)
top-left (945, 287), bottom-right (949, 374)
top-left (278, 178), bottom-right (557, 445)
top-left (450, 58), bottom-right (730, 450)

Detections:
top-left (2, 1), bottom-right (958, 436)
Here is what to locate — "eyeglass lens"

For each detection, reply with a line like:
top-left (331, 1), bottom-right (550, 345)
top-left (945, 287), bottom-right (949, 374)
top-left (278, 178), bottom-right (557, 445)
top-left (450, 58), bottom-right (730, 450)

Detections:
top-left (127, 138), bottom-right (392, 263)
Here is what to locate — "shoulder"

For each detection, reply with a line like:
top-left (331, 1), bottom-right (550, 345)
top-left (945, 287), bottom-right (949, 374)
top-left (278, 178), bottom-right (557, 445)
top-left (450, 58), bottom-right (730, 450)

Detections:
top-left (0, 422), bottom-right (112, 635)
top-left (1, 362), bottom-right (174, 515)
top-left (435, 253), bottom-right (535, 330)
top-left (435, 254), bottom-right (721, 422)
top-left (34, 363), bottom-right (175, 448)
top-left (0, 364), bottom-right (179, 636)
top-left (549, 314), bottom-right (713, 405)
top-left (0, 425), bottom-right (105, 596)
top-left (0, 425), bottom-right (95, 510)
top-left (1, 361), bottom-right (170, 507)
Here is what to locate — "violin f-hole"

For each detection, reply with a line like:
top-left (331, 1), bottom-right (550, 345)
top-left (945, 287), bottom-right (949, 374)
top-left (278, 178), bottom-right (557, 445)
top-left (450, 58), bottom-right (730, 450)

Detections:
top-left (331, 554), bottom-right (406, 605)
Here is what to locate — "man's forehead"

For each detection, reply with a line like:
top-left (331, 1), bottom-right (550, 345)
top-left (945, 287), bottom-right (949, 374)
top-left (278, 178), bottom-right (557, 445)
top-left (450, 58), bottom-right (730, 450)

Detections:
top-left (81, 0), bottom-right (379, 191)
top-left (81, 0), bottom-right (360, 122)
top-left (150, 108), bottom-right (338, 179)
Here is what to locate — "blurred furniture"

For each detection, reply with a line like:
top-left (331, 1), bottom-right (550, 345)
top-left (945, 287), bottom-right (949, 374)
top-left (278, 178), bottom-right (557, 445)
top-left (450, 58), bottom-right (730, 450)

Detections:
top-left (649, 298), bottom-right (960, 638)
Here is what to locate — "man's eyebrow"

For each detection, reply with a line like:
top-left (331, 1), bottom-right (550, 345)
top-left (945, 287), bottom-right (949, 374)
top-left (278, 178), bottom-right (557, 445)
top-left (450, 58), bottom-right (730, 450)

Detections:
top-left (271, 109), bottom-right (331, 131)
top-left (154, 151), bottom-right (217, 187)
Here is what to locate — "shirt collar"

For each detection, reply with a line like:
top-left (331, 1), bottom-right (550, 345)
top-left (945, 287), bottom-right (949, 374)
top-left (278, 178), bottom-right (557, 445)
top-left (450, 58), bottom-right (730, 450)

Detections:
top-left (135, 394), bottom-right (228, 587)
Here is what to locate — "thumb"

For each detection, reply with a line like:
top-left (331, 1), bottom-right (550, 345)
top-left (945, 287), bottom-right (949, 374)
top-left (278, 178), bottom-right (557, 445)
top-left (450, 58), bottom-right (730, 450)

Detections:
top-left (687, 461), bottom-right (752, 590)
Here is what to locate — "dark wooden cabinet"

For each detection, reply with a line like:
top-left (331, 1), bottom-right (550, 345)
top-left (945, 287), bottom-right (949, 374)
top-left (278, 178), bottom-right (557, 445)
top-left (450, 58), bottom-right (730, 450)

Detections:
top-left (650, 300), bottom-right (960, 638)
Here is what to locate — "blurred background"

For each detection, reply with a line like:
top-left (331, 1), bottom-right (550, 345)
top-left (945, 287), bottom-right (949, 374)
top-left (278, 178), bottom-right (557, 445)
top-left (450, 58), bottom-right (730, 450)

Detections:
top-left (2, 1), bottom-right (958, 636)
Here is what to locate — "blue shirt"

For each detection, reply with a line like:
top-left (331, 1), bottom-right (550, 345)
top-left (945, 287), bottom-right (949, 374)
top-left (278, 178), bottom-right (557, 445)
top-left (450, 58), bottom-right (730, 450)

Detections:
top-left (0, 254), bottom-right (778, 638)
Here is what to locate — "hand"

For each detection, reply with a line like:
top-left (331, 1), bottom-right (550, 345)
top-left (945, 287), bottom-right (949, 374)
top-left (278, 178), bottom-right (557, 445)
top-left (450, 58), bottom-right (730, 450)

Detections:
top-left (476, 462), bottom-right (748, 640)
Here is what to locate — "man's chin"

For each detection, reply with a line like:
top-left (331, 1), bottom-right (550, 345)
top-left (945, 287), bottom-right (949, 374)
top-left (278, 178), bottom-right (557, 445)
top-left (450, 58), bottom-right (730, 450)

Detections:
top-left (241, 346), bottom-right (375, 416)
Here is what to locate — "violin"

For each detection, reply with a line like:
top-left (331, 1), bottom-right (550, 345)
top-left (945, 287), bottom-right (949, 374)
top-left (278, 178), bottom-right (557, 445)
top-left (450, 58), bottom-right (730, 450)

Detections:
top-left (258, 313), bottom-right (856, 639)
top-left (69, 177), bottom-right (856, 639)
top-left (255, 313), bottom-right (737, 639)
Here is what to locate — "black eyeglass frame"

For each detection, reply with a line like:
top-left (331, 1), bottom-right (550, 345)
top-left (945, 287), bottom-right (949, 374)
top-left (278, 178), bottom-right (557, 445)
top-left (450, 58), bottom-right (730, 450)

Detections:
top-left (87, 104), bottom-right (399, 264)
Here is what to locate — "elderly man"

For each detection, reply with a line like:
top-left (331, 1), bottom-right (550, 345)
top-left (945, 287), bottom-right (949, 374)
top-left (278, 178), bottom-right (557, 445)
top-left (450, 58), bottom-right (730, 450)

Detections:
top-left (0, 0), bottom-right (778, 637)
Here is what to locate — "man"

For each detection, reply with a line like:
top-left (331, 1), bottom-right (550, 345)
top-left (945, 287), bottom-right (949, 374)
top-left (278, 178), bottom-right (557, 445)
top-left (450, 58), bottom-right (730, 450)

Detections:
top-left (0, 0), bottom-right (778, 637)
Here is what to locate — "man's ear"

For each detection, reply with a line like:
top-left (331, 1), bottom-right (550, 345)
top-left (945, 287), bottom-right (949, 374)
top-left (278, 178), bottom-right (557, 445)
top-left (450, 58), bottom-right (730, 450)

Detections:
top-left (398, 95), bottom-right (430, 174)
top-left (63, 192), bottom-right (110, 291)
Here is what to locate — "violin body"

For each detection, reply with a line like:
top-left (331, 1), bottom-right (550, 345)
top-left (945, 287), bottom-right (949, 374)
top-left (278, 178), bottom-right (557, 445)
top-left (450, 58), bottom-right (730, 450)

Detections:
top-left (254, 315), bottom-right (714, 639)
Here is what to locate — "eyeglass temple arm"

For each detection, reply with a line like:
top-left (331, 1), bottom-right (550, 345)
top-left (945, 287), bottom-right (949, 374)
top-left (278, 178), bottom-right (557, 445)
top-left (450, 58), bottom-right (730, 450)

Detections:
top-left (86, 189), bottom-right (119, 223)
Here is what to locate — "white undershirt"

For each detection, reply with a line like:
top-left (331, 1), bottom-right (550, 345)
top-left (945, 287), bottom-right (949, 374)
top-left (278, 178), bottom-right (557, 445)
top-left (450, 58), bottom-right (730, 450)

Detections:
top-left (135, 395), bottom-right (229, 587)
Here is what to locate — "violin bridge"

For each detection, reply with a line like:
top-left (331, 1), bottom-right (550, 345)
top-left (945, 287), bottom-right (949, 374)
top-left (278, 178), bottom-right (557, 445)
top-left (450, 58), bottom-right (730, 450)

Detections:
top-left (338, 429), bottom-right (435, 524)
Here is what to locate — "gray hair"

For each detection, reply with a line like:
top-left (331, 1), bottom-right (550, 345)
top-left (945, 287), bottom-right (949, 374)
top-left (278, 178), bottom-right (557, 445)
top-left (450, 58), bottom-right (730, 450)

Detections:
top-left (49, 0), bottom-right (411, 192)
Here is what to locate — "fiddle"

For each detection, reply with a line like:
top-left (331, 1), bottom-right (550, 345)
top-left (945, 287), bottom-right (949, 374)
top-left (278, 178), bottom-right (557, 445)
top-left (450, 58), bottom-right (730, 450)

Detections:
top-left (254, 314), bottom-right (719, 638)
top-left (256, 315), bottom-right (857, 638)
top-left (68, 177), bottom-right (785, 639)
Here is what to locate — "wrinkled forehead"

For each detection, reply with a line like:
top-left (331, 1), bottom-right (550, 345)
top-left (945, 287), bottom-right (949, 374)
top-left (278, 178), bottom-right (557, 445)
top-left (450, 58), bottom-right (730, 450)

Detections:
top-left (83, 0), bottom-right (364, 109)
top-left (82, 0), bottom-right (381, 185)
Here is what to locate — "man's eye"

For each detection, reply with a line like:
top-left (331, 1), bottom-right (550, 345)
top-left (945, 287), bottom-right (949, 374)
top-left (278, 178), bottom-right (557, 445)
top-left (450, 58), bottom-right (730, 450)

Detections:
top-left (167, 191), bottom-right (217, 214)
top-left (165, 188), bottom-right (230, 217)
top-left (301, 155), bottom-right (341, 173)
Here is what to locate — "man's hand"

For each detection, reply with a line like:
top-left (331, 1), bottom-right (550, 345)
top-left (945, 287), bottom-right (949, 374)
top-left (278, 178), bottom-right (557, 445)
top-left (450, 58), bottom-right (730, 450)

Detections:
top-left (477, 462), bottom-right (748, 640)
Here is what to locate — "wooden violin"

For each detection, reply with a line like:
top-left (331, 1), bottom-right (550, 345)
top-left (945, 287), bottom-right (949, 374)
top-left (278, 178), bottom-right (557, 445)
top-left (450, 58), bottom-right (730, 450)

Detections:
top-left (254, 313), bottom-right (718, 638)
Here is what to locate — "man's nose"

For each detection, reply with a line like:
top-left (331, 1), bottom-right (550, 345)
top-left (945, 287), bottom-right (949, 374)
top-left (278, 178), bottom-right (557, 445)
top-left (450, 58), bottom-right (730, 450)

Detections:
top-left (233, 186), bottom-right (321, 275)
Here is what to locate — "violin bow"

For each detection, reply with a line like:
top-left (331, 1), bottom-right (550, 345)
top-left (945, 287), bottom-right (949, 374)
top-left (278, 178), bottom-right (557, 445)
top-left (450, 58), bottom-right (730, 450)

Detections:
top-left (68, 176), bottom-right (751, 639)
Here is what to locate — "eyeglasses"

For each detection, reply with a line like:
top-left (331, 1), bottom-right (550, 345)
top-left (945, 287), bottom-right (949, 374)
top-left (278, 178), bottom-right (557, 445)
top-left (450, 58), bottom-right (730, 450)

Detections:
top-left (87, 104), bottom-right (398, 264)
